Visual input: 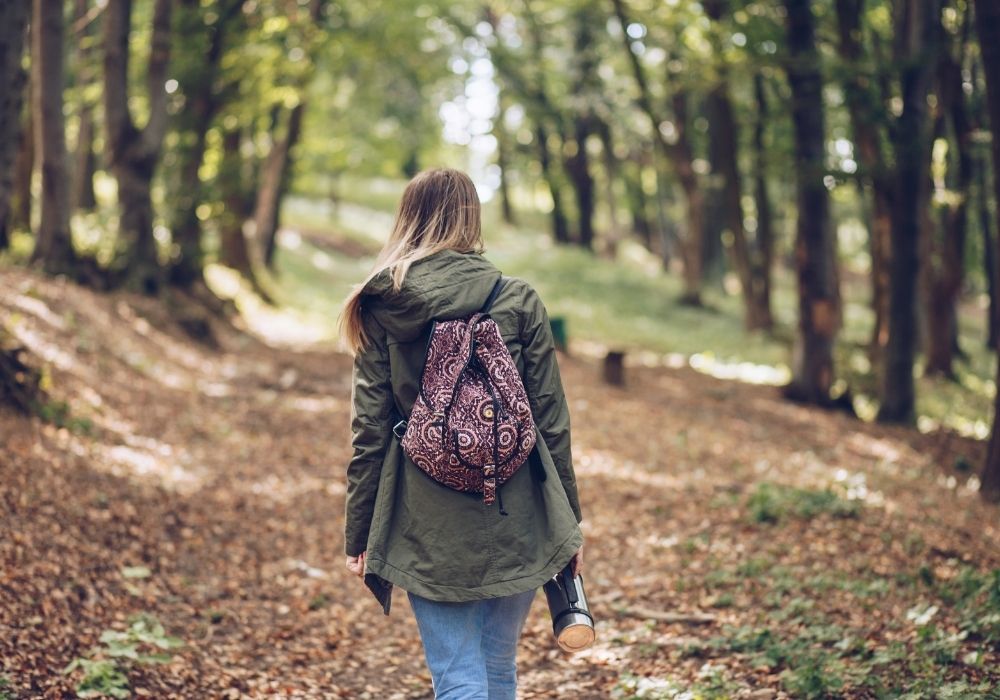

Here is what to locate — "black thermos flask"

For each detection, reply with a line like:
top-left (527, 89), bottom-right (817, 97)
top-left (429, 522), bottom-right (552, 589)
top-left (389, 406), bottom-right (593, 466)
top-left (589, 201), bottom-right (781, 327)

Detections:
top-left (543, 562), bottom-right (595, 653)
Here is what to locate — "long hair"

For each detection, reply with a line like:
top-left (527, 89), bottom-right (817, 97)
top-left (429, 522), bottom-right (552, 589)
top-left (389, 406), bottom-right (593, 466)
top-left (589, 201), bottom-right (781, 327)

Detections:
top-left (339, 168), bottom-right (484, 354)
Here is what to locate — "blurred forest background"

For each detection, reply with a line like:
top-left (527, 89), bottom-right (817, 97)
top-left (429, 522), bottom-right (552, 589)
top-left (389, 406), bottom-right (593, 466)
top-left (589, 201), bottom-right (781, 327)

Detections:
top-left (5, 0), bottom-right (1000, 697)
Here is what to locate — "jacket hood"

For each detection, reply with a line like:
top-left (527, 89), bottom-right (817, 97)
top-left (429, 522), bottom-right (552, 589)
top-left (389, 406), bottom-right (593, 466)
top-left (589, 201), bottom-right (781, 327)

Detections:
top-left (361, 250), bottom-right (502, 342)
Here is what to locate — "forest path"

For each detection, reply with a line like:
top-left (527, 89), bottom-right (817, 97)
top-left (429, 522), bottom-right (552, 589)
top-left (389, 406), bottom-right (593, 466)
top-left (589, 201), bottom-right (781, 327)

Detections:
top-left (2, 268), bottom-right (998, 699)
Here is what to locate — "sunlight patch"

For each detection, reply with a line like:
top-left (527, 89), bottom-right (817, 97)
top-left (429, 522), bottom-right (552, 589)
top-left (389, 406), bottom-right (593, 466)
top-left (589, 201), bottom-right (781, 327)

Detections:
top-left (688, 352), bottom-right (790, 385)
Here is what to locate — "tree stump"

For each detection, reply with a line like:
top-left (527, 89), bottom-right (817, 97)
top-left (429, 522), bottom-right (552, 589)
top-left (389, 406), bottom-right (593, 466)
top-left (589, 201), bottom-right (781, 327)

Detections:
top-left (549, 317), bottom-right (568, 353)
top-left (0, 346), bottom-right (43, 414)
top-left (603, 350), bottom-right (626, 386)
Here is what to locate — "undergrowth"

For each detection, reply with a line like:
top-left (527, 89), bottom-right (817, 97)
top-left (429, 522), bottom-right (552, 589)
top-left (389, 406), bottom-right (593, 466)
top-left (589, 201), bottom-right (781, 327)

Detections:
top-left (62, 614), bottom-right (183, 699)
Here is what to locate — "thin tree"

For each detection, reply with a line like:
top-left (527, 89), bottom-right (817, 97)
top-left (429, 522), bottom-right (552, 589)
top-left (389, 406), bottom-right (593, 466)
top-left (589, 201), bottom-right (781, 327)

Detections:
top-left (704, 0), bottom-right (772, 330)
top-left (781, 0), bottom-right (844, 407)
top-left (254, 0), bottom-right (322, 270)
top-left (877, 0), bottom-right (940, 422)
top-left (30, 0), bottom-right (77, 274)
top-left (494, 91), bottom-right (517, 226)
top-left (475, 3), bottom-right (571, 244)
top-left (834, 0), bottom-right (892, 361)
top-left (103, 0), bottom-right (174, 293)
top-left (0, 1), bottom-right (30, 250)
top-left (611, 0), bottom-right (706, 305)
top-left (751, 73), bottom-right (776, 331)
top-left (975, 0), bottom-right (1000, 501)
top-left (70, 0), bottom-right (99, 212)
top-left (921, 1), bottom-right (972, 378)
top-left (169, 0), bottom-right (244, 289)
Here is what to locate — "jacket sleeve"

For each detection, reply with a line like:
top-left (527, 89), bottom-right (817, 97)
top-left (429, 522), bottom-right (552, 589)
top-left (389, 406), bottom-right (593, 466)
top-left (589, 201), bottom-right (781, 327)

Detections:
top-left (519, 286), bottom-right (583, 523)
top-left (344, 311), bottom-right (394, 556)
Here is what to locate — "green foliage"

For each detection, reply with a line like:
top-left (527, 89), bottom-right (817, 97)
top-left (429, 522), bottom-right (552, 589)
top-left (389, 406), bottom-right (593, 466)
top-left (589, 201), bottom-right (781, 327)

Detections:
top-left (63, 614), bottom-right (183, 699)
top-left (33, 399), bottom-right (94, 435)
top-left (0, 674), bottom-right (12, 700)
top-left (746, 482), bottom-right (861, 524)
top-left (612, 667), bottom-right (740, 699)
top-left (930, 567), bottom-right (1000, 648)
top-left (64, 659), bottom-right (130, 699)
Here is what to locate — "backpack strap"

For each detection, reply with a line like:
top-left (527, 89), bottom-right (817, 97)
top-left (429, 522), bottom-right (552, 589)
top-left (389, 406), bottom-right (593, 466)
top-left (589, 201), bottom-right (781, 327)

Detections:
top-left (480, 276), bottom-right (506, 313)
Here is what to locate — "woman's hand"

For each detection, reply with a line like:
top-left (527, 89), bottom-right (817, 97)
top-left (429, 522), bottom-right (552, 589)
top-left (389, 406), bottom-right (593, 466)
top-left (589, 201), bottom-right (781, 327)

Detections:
top-left (570, 544), bottom-right (583, 577)
top-left (346, 551), bottom-right (366, 578)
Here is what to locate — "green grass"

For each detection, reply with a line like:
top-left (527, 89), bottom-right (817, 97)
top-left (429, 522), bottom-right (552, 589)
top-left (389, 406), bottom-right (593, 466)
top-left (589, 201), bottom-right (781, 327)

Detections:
top-left (273, 186), bottom-right (996, 434)
top-left (746, 482), bottom-right (862, 524)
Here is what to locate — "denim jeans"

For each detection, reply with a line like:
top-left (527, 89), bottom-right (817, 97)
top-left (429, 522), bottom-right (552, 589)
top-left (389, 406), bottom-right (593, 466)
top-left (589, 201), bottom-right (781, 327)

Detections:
top-left (407, 589), bottom-right (536, 700)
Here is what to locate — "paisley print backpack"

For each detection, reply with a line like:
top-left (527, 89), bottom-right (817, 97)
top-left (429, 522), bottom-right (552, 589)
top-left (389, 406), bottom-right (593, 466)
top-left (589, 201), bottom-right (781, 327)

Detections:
top-left (393, 277), bottom-right (536, 513)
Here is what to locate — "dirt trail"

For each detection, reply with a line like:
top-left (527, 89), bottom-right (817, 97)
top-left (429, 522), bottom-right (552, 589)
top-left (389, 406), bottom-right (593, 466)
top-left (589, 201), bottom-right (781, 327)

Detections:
top-left (1, 269), bottom-right (998, 698)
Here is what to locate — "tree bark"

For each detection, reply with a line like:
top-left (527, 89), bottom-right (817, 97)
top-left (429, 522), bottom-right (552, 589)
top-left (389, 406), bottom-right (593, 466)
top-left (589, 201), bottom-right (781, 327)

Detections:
top-left (495, 92), bottom-right (516, 226)
top-left (833, 0), bottom-right (893, 363)
top-left (0, 1), bottom-right (30, 249)
top-left (564, 115), bottom-right (596, 250)
top-left (703, 0), bottom-right (770, 329)
top-left (30, 0), bottom-right (77, 273)
top-left (924, 7), bottom-right (973, 377)
top-left (70, 0), bottom-right (97, 212)
top-left (979, 150), bottom-right (1000, 349)
top-left (169, 0), bottom-right (242, 288)
top-left (72, 110), bottom-right (98, 212)
top-left (103, 0), bottom-right (174, 294)
top-left (11, 108), bottom-right (33, 234)
top-left (535, 123), bottom-right (571, 245)
top-left (781, 0), bottom-right (843, 406)
top-left (255, 101), bottom-right (304, 269)
top-left (624, 154), bottom-right (654, 251)
top-left (595, 117), bottom-right (623, 259)
top-left (878, 0), bottom-right (940, 423)
top-left (974, 0), bottom-right (1000, 501)
top-left (218, 128), bottom-right (258, 276)
top-left (751, 73), bottom-right (775, 331)
top-left (563, 8), bottom-right (599, 250)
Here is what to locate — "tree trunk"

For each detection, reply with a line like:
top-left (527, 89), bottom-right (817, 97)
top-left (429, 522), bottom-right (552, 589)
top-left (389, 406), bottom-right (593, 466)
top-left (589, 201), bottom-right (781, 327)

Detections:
top-left (671, 89), bottom-right (705, 306)
top-left (834, 0), bottom-right (893, 363)
top-left (70, 0), bottom-right (97, 212)
top-left (596, 117), bottom-right (623, 259)
top-left (979, 151), bottom-right (1000, 349)
top-left (535, 123), bottom-right (571, 245)
top-left (72, 109), bottom-right (97, 212)
top-left (169, 0), bottom-right (242, 288)
top-left (0, 1), bottom-right (30, 248)
top-left (564, 115), bottom-right (596, 250)
top-left (702, 9), bottom-right (769, 330)
top-left (624, 156), bottom-right (654, 251)
top-left (751, 73), bottom-right (776, 331)
top-left (611, 0), bottom-right (704, 305)
top-left (218, 128), bottom-right (259, 276)
top-left (255, 101), bottom-right (304, 269)
top-left (878, 0), bottom-right (940, 423)
top-left (11, 108), bottom-right (33, 234)
top-left (30, 0), bottom-right (77, 273)
top-left (702, 99), bottom-right (727, 289)
top-left (922, 8), bottom-right (972, 378)
top-left (495, 93), bottom-right (516, 226)
top-left (974, 0), bottom-right (1000, 501)
top-left (782, 0), bottom-right (842, 406)
top-left (103, 0), bottom-right (173, 294)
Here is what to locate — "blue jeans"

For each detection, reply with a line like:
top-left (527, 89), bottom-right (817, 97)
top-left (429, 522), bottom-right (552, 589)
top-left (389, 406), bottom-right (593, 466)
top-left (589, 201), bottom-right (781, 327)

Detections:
top-left (407, 589), bottom-right (536, 700)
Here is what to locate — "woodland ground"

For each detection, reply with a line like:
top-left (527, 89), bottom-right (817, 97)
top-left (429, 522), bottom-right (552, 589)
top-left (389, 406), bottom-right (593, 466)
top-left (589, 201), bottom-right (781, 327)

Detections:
top-left (2, 262), bottom-right (1000, 700)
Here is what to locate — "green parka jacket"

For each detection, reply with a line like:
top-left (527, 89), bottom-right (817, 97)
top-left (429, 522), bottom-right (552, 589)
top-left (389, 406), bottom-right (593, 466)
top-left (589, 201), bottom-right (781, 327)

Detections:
top-left (344, 250), bottom-right (583, 613)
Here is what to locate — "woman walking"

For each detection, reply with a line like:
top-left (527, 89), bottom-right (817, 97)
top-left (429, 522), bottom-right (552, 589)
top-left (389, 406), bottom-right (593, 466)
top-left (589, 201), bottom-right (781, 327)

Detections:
top-left (340, 168), bottom-right (584, 699)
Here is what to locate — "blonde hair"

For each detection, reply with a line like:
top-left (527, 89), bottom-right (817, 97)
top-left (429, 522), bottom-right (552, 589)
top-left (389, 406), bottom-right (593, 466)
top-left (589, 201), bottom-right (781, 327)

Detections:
top-left (339, 168), bottom-right (484, 354)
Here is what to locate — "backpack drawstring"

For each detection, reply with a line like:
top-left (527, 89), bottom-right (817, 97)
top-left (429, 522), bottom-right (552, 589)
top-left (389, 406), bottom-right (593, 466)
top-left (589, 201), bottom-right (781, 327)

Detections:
top-left (497, 483), bottom-right (508, 516)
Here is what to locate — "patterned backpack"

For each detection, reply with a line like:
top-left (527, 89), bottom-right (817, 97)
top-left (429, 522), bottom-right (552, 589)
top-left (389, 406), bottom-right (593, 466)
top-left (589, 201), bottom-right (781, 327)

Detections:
top-left (393, 277), bottom-right (537, 513)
